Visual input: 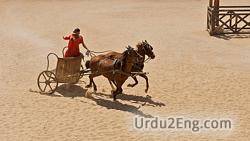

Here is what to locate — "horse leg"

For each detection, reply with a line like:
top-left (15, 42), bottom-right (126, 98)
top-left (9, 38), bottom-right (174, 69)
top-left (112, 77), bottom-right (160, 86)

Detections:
top-left (85, 75), bottom-right (93, 88)
top-left (140, 74), bottom-right (149, 93)
top-left (112, 79), bottom-right (124, 101)
top-left (108, 80), bottom-right (115, 91)
top-left (127, 76), bottom-right (138, 87)
top-left (111, 83), bottom-right (118, 101)
top-left (92, 78), bottom-right (97, 92)
top-left (86, 74), bottom-right (97, 92)
top-left (110, 80), bottom-right (118, 98)
top-left (113, 86), bottom-right (122, 101)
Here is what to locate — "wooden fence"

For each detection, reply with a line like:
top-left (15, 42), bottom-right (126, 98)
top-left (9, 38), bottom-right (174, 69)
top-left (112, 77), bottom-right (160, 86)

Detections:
top-left (207, 0), bottom-right (250, 35)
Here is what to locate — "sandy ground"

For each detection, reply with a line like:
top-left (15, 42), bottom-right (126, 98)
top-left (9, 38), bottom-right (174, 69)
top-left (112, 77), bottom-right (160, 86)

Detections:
top-left (0, 0), bottom-right (250, 140)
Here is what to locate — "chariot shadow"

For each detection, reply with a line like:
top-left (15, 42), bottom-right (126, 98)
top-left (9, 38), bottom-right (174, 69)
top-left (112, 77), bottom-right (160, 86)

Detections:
top-left (56, 84), bottom-right (87, 98)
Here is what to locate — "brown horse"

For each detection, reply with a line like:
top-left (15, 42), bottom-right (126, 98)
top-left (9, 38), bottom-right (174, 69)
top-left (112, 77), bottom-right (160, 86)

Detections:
top-left (85, 46), bottom-right (142, 101)
top-left (105, 40), bottom-right (155, 93)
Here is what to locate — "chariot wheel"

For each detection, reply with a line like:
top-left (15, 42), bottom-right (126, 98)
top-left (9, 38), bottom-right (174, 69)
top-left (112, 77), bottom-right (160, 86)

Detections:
top-left (37, 71), bottom-right (58, 94)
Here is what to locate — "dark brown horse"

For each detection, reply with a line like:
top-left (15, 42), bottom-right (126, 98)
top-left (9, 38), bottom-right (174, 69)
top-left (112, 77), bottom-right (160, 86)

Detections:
top-left (105, 40), bottom-right (155, 93)
top-left (85, 46), bottom-right (142, 100)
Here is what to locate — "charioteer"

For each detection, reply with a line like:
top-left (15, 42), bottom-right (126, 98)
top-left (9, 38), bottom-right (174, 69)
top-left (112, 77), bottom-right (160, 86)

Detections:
top-left (63, 28), bottom-right (90, 58)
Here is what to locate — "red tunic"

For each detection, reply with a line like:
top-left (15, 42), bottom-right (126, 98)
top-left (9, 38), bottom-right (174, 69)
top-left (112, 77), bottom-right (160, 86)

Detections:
top-left (63, 34), bottom-right (83, 57)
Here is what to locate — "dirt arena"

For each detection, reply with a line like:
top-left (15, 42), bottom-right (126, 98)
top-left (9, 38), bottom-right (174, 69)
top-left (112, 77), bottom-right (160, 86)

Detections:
top-left (0, 0), bottom-right (249, 140)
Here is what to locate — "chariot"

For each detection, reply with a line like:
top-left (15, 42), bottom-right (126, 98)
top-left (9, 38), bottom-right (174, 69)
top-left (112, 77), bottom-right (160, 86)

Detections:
top-left (37, 48), bottom-right (90, 94)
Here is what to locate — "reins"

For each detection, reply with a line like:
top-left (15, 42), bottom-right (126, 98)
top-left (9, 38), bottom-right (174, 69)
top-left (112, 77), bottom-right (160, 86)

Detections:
top-left (137, 43), bottom-right (152, 63)
top-left (87, 50), bottom-right (112, 58)
top-left (144, 57), bottom-right (152, 63)
top-left (90, 50), bottom-right (112, 54)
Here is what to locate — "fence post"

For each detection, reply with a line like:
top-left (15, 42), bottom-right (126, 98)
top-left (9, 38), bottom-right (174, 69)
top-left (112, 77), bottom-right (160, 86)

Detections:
top-left (210, 11), bottom-right (215, 35)
top-left (209, 0), bottom-right (213, 7)
top-left (214, 0), bottom-right (220, 26)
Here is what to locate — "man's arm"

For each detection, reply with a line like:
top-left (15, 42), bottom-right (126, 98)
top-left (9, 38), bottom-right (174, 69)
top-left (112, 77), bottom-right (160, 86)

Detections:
top-left (81, 37), bottom-right (90, 51)
top-left (82, 42), bottom-right (90, 52)
top-left (63, 35), bottom-right (70, 40)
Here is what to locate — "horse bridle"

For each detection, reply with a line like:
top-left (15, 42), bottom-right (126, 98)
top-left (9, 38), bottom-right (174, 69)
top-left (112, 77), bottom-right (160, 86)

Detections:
top-left (124, 48), bottom-right (143, 64)
top-left (141, 42), bottom-right (153, 63)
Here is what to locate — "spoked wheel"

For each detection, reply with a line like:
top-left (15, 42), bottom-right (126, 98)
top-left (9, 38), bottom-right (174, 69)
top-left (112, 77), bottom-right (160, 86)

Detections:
top-left (37, 71), bottom-right (58, 94)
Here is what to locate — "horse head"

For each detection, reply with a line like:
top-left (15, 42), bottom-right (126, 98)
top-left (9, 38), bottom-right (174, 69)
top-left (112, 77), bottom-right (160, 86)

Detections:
top-left (138, 40), bottom-right (155, 59)
top-left (121, 45), bottom-right (143, 64)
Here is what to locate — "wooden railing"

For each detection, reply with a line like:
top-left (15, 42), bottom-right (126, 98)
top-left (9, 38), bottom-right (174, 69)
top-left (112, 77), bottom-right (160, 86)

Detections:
top-left (207, 6), bottom-right (250, 35)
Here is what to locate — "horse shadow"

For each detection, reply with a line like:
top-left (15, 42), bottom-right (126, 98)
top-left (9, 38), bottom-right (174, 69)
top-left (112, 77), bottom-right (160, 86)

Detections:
top-left (83, 95), bottom-right (153, 118)
top-left (94, 92), bottom-right (166, 107)
top-left (82, 97), bottom-right (153, 118)
top-left (55, 84), bottom-right (87, 98)
top-left (37, 84), bottom-right (164, 117)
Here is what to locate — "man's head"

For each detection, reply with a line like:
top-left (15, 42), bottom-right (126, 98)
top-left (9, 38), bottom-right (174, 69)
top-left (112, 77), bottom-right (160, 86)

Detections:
top-left (73, 28), bottom-right (80, 35)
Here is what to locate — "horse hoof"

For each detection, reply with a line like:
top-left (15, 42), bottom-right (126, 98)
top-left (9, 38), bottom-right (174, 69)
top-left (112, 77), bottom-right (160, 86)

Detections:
top-left (111, 90), bottom-right (115, 94)
top-left (127, 84), bottom-right (132, 87)
top-left (145, 89), bottom-right (148, 93)
top-left (94, 87), bottom-right (97, 92)
top-left (127, 84), bottom-right (136, 87)
top-left (112, 94), bottom-right (117, 101)
top-left (85, 85), bottom-right (92, 88)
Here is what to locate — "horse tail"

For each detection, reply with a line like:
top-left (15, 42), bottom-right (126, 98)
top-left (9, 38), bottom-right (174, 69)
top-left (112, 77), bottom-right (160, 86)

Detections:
top-left (85, 60), bottom-right (90, 69)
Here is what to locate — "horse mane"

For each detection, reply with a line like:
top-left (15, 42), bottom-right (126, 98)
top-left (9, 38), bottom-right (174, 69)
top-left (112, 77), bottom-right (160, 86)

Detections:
top-left (136, 42), bottom-right (147, 56)
top-left (120, 49), bottom-right (129, 71)
top-left (136, 42), bottom-right (144, 50)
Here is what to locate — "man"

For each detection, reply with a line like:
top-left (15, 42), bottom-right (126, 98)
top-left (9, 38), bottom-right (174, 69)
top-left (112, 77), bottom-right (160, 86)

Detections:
top-left (63, 28), bottom-right (90, 57)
